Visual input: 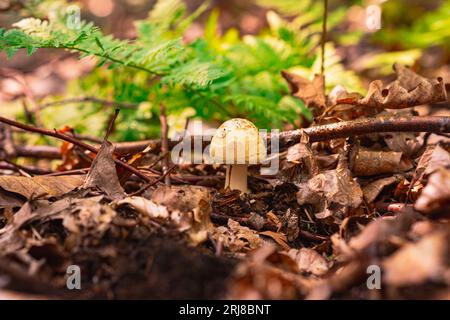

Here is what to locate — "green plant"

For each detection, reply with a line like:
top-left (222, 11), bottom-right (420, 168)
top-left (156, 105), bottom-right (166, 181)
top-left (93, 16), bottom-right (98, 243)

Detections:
top-left (0, 0), bottom-right (363, 140)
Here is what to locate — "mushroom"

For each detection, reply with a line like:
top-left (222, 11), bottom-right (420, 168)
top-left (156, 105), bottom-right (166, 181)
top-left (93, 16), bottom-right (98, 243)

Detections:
top-left (210, 118), bottom-right (266, 193)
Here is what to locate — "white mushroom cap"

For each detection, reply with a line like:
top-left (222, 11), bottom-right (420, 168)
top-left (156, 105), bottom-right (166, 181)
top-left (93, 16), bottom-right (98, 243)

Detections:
top-left (210, 118), bottom-right (267, 165)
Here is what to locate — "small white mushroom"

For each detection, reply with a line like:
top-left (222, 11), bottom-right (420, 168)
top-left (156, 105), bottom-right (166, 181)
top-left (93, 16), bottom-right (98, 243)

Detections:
top-left (209, 118), bottom-right (266, 193)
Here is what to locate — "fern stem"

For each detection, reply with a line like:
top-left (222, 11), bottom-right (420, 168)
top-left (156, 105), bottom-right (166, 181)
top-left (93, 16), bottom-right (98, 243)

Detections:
top-left (61, 45), bottom-right (166, 76)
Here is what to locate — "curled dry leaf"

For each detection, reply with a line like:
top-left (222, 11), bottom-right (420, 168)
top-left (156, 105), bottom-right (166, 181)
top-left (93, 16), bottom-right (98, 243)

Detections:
top-left (414, 168), bottom-right (450, 215)
top-left (346, 211), bottom-right (420, 256)
top-left (62, 196), bottom-right (115, 236)
top-left (362, 175), bottom-right (403, 203)
top-left (283, 209), bottom-right (299, 242)
top-left (0, 175), bottom-right (84, 200)
top-left (383, 132), bottom-right (421, 157)
top-left (352, 149), bottom-right (403, 176)
top-left (287, 248), bottom-right (330, 276)
top-left (415, 145), bottom-right (450, 180)
top-left (0, 189), bottom-right (24, 208)
top-left (211, 219), bottom-right (262, 253)
top-left (382, 230), bottom-right (450, 287)
top-left (337, 64), bottom-right (447, 109)
top-left (226, 244), bottom-right (314, 299)
top-left (259, 230), bottom-right (290, 250)
top-left (151, 185), bottom-right (213, 245)
top-left (114, 187), bottom-right (213, 245)
top-left (281, 71), bottom-right (326, 115)
top-left (83, 141), bottom-right (124, 199)
top-left (279, 142), bottom-right (319, 183)
top-left (296, 156), bottom-right (363, 219)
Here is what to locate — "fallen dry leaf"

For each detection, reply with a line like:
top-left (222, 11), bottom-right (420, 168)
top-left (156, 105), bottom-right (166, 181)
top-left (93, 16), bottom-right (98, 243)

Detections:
top-left (287, 248), bottom-right (330, 276)
top-left (414, 168), bottom-right (450, 215)
top-left (362, 175), bottom-right (403, 203)
top-left (281, 71), bottom-right (326, 115)
top-left (352, 149), bottom-right (403, 176)
top-left (83, 141), bottom-right (124, 199)
top-left (151, 185), bottom-right (213, 245)
top-left (211, 219), bottom-right (262, 253)
top-left (338, 64), bottom-right (447, 109)
top-left (382, 230), bottom-right (449, 287)
top-left (0, 175), bottom-right (84, 200)
top-left (296, 156), bottom-right (363, 219)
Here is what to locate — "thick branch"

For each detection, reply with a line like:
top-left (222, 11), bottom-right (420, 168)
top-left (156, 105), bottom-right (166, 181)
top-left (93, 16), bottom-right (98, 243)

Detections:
top-left (5, 116), bottom-right (450, 159)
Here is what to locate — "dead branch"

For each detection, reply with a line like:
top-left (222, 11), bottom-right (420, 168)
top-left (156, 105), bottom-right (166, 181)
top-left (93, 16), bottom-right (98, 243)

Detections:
top-left (0, 115), bottom-right (152, 182)
top-left (4, 116), bottom-right (450, 160)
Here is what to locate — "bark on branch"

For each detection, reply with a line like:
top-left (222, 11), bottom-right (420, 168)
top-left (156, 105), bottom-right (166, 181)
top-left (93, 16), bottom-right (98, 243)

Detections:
top-left (2, 116), bottom-right (449, 160)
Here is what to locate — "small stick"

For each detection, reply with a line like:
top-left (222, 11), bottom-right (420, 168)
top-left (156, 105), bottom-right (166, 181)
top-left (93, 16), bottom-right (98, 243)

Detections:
top-left (0, 115), bottom-right (152, 183)
top-left (104, 109), bottom-right (120, 143)
top-left (159, 104), bottom-right (171, 186)
top-left (129, 164), bottom-right (177, 196)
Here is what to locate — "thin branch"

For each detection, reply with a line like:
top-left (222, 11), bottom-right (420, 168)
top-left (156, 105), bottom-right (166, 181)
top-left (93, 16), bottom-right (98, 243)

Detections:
top-left (0, 116), bottom-right (152, 183)
top-left (129, 164), bottom-right (177, 196)
top-left (104, 109), bottom-right (120, 143)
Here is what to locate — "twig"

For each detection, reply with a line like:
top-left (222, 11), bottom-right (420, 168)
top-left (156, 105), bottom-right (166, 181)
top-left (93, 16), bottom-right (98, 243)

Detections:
top-left (159, 104), bottom-right (171, 186)
top-left (104, 109), bottom-right (120, 143)
top-left (39, 97), bottom-right (139, 110)
top-left (0, 116), bottom-right (152, 183)
top-left (129, 164), bottom-right (177, 196)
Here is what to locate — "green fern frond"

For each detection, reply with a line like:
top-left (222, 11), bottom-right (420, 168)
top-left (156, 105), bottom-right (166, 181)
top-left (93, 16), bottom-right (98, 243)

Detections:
top-left (162, 60), bottom-right (228, 87)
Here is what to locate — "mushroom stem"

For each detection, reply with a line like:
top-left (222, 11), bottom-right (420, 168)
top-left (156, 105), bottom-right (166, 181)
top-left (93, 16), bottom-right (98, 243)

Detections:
top-left (225, 164), bottom-right (248, 193)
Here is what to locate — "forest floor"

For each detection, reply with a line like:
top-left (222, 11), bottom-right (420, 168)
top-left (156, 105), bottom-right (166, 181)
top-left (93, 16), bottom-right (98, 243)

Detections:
top-left (0, 64), bottom-right (449, 300)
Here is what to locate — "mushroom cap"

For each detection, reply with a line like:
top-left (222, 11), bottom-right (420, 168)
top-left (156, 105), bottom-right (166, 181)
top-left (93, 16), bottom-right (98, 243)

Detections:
top-left (209, 118), bottom-right (267, 165)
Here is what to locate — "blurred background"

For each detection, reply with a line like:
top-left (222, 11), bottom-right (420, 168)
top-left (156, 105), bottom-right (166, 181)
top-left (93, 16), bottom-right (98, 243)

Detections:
top-left (0, 0), bottom-right (449, 146)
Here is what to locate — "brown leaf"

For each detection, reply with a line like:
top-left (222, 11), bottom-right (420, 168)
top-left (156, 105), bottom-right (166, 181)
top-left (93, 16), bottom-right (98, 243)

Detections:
top-left (382, 230), bottom-right (449, 287)
top-left (352, 149), bottom-right (403, 176)
top-left (281, 71), bottom-right (326, 115)
top-left (83, 141), bottom-right (124, 199)
top-left (226, 244), bottom-right (314, 299)
top-left (362, 175), bottom-right (403, 203)
top-left (287, 248), bottom-right (330, 276)
top-left (0, 175), bottom-right (84, 199)
top-left (417, 145), bottom-right (450, 178)
top-left (151, 185), bottom-right (213, 245)
top-left (0, 189), bottom-right (24, 208)
top-left (259, 230), bottom-right (290, 250)
top-left (211, 219), bottom-right (262, 253)
top-left (414, 168), bottom-right (450, 215)
top-left (296, 156), bottom-right (363, 219)
top-left (279, 142), bottom-right (319, 183)
top-left (347, 211), bottom-right (419, 255)
top-left (338, 64), bottom-right (447, 109)
top-left (383, 132), bottom-right (421, 157)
